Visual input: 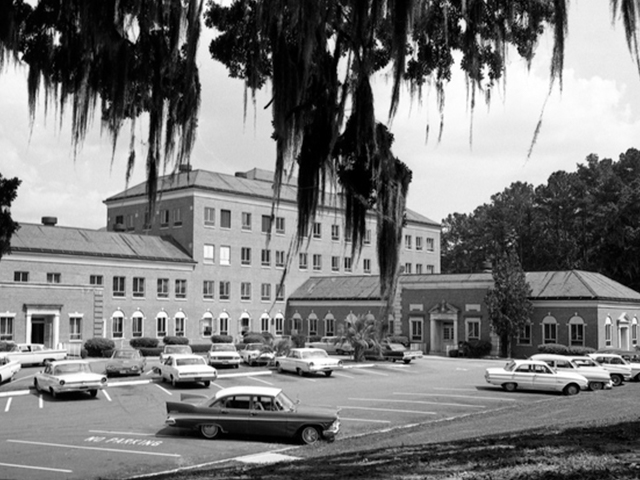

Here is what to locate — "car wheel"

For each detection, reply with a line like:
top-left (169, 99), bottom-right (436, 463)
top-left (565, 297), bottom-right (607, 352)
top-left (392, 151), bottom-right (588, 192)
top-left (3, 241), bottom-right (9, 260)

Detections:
top-left (403, 359), bottom-right (411, 364)
top-left (249, 359), bottom-right (255, 367)
top-left (89, 389), bottom-right (98, 398)
top-left (33, 379), bottom-right (39, 392)
top-left (502, 383), bottom-right (517, 392)
top-left (563, 383), bottom-right (580, 396)
top-left (171, 376), bottom-right (177, 387)
top-left (234, 364), bottom-right (239, 369)
top-left (611, 374), bottom-right (623, 386)
top-left (391, 358), bottom-right (396, 363)
top-left (296, 368), bottom-right (304, 377)
top-left (50, 388), bottom-right (57, 398)
top-left (589, 381), bottom-right (604, 391)
top-left (324, 371), bottom-right (332, 377)
top-left (276, 363), bottom-right (283, 373)
top-left (299, 426), bottom-right (320, 445)
top-left (203, 381), bottom-right (211, 387)
top-left (199, 424), bottom-right (220, 439)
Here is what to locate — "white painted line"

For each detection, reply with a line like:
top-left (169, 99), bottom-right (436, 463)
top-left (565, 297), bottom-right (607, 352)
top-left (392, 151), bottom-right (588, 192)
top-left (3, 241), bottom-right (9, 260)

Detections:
top-left (0, 462), bottom-right (72, 474)
top-left (343, 364), bottom-right (375, 370)
top-left (212, 382), bottom-right (225, 390)
top-left (39, 394), bottom-right (43, 409)
top-left (349, 397), bottom-right (485, 408)
top-left (108, 379), bottom-right (152, 387)
top-left (338, 405), bottom-right (437, 415)
top-left (89, 430), bottom-right (155, 436)
top-left (340, 417), bottom-right (391, 424)
top-left (154, 384), bottom-right (172, 395)
top-left (218, 371), bottom-right (273, 379)
top-left (4, 397), bottom-right (11, 412)
top-left (102, 390), bottom-right (112, 402)
top-left (394, 392), bottom-right (516, 402)
top-left (353, 369), bottom-right (388, 377)
top-left (334, 372), bottom-right (355, 379)
top-left (236, 452), bottom-right (299, 464)
top-left (248, 376), bottom-right (274, 386)
top-left (7, 439), bottom-right (181, 458)
top-left (0, 390), bottom-right (31, 398)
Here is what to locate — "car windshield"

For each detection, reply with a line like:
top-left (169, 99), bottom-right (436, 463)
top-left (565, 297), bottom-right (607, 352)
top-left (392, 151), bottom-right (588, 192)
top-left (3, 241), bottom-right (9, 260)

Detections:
top-left (114, 350), bottom-right (137, 359)
top-left (211, 345), bottom-right (235, 352)
top-left (387, 344), bottom-right (405, 351)
top-left (176, 358), bottom-right (205, 366)
top-left (504, 361), bottom-right (517, 372)
top-left (274, 391), bottom-right (296, 411)
top-left (302, 350), bottom-right (329, 359)
top-left (167, 346), bottom-right (191, 354)
top-left (54, 363), bottom-right (90, 375)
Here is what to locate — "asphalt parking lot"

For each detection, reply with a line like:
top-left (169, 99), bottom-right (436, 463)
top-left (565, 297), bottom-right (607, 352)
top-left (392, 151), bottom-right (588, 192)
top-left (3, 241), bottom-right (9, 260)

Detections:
top-left (0, 355), bottom-right (606, 480)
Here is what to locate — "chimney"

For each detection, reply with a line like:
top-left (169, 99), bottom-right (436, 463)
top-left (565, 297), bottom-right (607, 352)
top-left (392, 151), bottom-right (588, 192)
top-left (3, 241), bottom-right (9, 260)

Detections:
top-left (41, 216), bottom-right (57, 226)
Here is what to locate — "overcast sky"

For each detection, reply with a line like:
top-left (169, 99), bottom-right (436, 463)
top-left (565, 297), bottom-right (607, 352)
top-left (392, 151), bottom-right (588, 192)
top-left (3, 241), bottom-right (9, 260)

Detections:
top-left (1, 2), bottom-right (640, 230)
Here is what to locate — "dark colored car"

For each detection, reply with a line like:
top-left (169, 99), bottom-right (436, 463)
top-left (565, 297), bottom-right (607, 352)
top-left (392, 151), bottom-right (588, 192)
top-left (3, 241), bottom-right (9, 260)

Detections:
top-left (364, 342), bottom-right (423, 364)
top-left (165, 385), bottom-right (340, 444)
top-left (105, 349), bottom-right (147, 376)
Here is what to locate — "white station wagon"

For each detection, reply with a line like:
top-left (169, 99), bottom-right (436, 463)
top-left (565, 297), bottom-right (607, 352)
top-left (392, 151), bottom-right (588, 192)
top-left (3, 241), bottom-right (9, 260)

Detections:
top-left (485, 359), bottom-right (589, 395)
top-left (275, 348), bottom-right (344, 377)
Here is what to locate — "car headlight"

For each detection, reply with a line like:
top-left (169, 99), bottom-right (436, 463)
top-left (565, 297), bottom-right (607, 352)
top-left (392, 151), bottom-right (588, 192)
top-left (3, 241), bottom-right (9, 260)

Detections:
top-left (100, 377), bottom-right (107, 384)
top-left (309, 362), bottom-right (315, 367)
top-left (59, 380), bottom-right (65, 386)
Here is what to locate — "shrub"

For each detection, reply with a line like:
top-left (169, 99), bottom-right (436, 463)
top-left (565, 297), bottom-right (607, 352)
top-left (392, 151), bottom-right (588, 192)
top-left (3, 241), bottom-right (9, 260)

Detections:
top-left (291, 334), bottom-right (306, 348)
top-left (162, 336), bottom-right (189, 345)
top-left (273, 338), bottom-right (293, 356)
top-left (129, 337), bottom-right (159, 349)
top-left (190, 344), bottom-right (211, 353)
top-left (459, 339), bottom-right (493, 358)
top-left (242, 332), bottom-right (267, 344)
top-left (568, 346), bottom-right (596, 356)
top-left (307, 335), bottom-right (322, 343)
top-left (84, 337), bottom-right (116, 358)
top-left (448, 348), bottom-right (459, 357)
top-left (212, 335), bottom-right (234, 344)
top-left (537, 343), bottom-right (569, 355)
top-left (139, 347), bottom-right (163, 357)
top-left (387, 336), bottom-right (410, 347)
top-left (261, 331), bottom-right (274, 343)
top-left (0, 341), bottom-right (16, 352)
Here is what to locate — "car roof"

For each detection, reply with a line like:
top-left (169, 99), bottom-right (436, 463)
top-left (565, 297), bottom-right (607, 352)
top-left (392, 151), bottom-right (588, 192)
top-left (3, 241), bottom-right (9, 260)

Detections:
top-left (167, 353), bottom-right (202, 359)
top-left (48, 360), bottom-right (89, 366)
top-left (291, 347), bottom-right (324, 352)
top-left (215, 386), bottom-right (282, 398)
top-left (510, 359), bottom-right (549, 366)
top-left (530, 354), bottom-right (571, 360)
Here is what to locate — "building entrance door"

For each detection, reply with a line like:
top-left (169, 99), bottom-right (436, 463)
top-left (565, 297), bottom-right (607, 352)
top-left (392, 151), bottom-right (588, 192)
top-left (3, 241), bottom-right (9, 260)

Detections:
top-left (31, 316), bottom-right (55, 347)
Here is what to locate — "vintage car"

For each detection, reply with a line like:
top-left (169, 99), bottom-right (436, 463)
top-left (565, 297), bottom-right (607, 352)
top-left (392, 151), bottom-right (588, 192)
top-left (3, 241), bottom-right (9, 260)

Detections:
top-left (0, 356), bottom-right (21, 383)
top-left (159, 344), bottom-right (193, 363)
top-left (364, 342), bottom-right (423, 364)
top-left (304, 337), bottom-right (354, 355)
top-left (105, 348), bottom-right (147, 376)
top-left (165, 385), bottom-right (340, 444)
top-left (154, 354), bottom-right (218, 387)
top-left (275, 348), bottom-right (344, 377)
top-left (206, 344), bottom-right (242, 368)
top-left (33, 360), bottom-right (108, 398)
top-left (484, 359), bottom-right (589, 395)
top-left (238, 343), bottom-right (275, 366)
top-left (588, 353), bottom-right (634, 385)
top-left (529, 354), bottom-right (613, 391)
top-left (594, 349), bottom-right (640, 380)
top-left (2, 343), bottom-right (67, 366)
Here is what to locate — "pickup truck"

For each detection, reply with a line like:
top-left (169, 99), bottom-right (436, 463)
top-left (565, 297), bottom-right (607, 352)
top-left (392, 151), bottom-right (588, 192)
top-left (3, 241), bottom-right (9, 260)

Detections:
top-left (364, 342), bottom-right (423, 364)
top-left (2, 343), bottom-right (68, 366)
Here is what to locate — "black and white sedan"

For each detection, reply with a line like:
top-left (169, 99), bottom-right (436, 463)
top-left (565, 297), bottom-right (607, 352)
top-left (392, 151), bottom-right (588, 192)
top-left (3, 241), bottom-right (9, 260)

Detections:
top-left (33, 360), bottom-right (108, 398)
top-left (165, 386), bottom-right (340, 444)
top-left (485, 359), bottom-right (589, 395)
top-left (154, 354), bottom-right (218, 387)
top-left (275, 348), bottom-right (343, 377)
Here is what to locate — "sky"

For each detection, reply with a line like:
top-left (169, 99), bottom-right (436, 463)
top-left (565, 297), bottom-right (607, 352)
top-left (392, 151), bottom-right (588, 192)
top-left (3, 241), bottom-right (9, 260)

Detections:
top-left (1, 2), bottom-right (640, 230)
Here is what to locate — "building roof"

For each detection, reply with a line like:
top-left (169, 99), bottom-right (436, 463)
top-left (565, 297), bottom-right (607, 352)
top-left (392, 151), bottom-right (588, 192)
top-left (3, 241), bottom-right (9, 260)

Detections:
top-left (289, 270), bottom-right (640, 302)
top-left (9, 223), bottom-right (194, 263)
top-left (104, 169), bottom-right (440, 227)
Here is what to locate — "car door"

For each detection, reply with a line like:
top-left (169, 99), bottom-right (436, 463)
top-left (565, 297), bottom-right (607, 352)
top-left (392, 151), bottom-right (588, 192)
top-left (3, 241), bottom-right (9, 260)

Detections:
top-left (209, 395), bottom-right (251, 435)
top-left (246, 395), bottom-right (289, 437)
top-left (511, 364), bottom-right (536, 389)
top-left (531, 363), bottom-right (559, 391)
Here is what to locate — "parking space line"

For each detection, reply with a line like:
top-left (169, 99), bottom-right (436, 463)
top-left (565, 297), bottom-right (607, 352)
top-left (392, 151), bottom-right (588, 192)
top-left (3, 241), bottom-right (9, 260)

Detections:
top-left (218, 371), bottom-right (273, 379)
top-left (103, 390), bottom-right (112, 402)
top-left (108, 379), bottom-right (152, 387)
top-left (248, 376), bottom-right (274, 386)
top-left (7, 439), bottom-right (181, 458)
top-left (154, 384), bottom-right (172, 395)
top-left (339, 405), bottom-right (437, 415)
top-left (0, 462), bottom-right (72, 474)
top-left (334, 372), bottom-right (355, 379)
top-left (0, 390), bottom-right (31, 398)
top-left (349, 397), bottom-right (485, 408)
top-left (340, 417), bottom-right (391, 424)
top-left (4, 397), bottom-right (11, 412)
top-left (38, 394), bottom-right (43, 409)
top-left (395, 392), bottom-right (516, 402)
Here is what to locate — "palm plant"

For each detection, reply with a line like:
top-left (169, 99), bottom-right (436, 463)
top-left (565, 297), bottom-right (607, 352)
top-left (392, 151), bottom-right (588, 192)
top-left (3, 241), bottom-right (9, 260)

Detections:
top-left (335, 315), bottom-right (379, 362)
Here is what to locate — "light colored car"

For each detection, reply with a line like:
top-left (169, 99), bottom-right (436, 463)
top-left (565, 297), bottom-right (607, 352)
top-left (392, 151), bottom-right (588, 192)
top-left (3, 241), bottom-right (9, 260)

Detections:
top-left (0, 356), bottom-right (21, 383)
top-left (530, 354), bottom-right (612, 391)
top-left (206, 344), bottom-right (242, 368)
top-left (105, 348), bottom-right (147, 376)
top-left (33, 360), bottom-right (108, 398)
top-left (484, 359), bottom-right (588, 395)
top-left (238, 343), bottom-right (275, 366)
top-left (3, 343), bottom-right (67, 366)
top-left (159, 344), bottom-right (193, 363)
top-left (588, 353), bottom-right (633, 385)
top-left (304, 337), bottom-right (354, 355)
top-left (154, 354), bottom-right (217, 387)
top-left (165, 385), bottom-right (340, 444)
top-left (275, 348), bottom-right (344, 377)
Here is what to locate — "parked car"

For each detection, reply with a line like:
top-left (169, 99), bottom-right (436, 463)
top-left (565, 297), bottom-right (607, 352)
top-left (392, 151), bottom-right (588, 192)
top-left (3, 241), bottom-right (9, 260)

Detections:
top-left (105, 348), bottom-right (147, 376)
top-left (595, 349), bottom-right (640, 380)
top-left (165, 385), bottom-right (340, 444)
top-left (529, 354), bottom-right (612, 391)
top-left (304, 337), bottom-right (354, 355)
top-left (33, 360), bottom-right (108, 398)
top-left (275, 348), bottom-right (344, 377)
top-left (238, 343), bottom-right (275, 366)
top-left (154, 354), bottom-right (217, 387)
top-left (364, 342), bottom-right (423, 364)
top-left (159, 344), bottom-right (193, 363)
top-left (2, 343), bottom-right (67, 366)
top-left (484, 359), bottom-right (589, 395)
top-left (206, 344), bottom-right (242, 368)
top-left (588, 353), bottom-right (634, 385)
top-left (0, 356), bottom-right (21, 384)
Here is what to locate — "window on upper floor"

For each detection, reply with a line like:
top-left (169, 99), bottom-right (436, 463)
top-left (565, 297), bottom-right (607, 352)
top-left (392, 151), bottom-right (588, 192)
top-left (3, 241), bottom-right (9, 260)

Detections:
top-left (299, 252), bottom-right (308, 270)
top-left (204, 207), bottom-right (215, 226)
top-left (313, 222), bottom-right (322, 238)
top-left (90, 274), bottom-right (103, 286)
top-left (344, 257), bottom-right (352, 272)
top-left (220, 246), bottom-right (231, 265)
top-left (363, 258), bottom-right (371, 274)
top-left (426, 237), bottom-right (434, 251)
top-left (313, 254), bottom-right (322, 271)
top-left (241, 282), bottom-right (252, 301)
top-left (415, 236), bottom-right (423, 250)
top-left (14, 271), bottom-right (28, 282)
top-left (220, 209), bottom-right (231, 229)
top-left (331, 224), bottom-right (340, 241)
top-left (160, 209), bottom-right (169, 228)
top-left (275, 250), bottom-right (285, 268)
top-left (173, 208), bottom-right (182, 226)
top-left (331, 256), bottom-right (340, 272)
top-left (113, 276), bottom-right (125, 297)
top-left (404, 263), bottom-right (411, 274)
top-left (47, 273), bottom-right (61, 284)
top-left (261, 283), bottom-right (271, 301)
top-left (241, 247), bottom-right (252, 266)
top-left (115, 214), bottom-right (124, 227)
top-left (203, 280), bottom-right (215, 300)
top-left (261, 215), bottom-right (271, 233)
top-left (404, 234), bottom-right (412, 249)
top-left (261, 249), bottom-right (271, 267)
top-left (242, 212), bottom-right (252, 230)
top-left (275, 216), bottom-right (285, 234)
top-left (415, 264), bottom-right (423, 274)
top-left (157, 278), bottom-right (169, 298)
top-left (126, 214), bottom-right (135, 231)
top-left (275, 284), bottom-right (285, 301)
top-left (204, 244), bottom-right (215, 264)
top-left (133, 277), bottom-right (145, 298)
top-left (175, 279), bottom-right (187, 299)
top-left (426, 265), bottom-right (434, 274)
top-left (219, 281), bottom-right (230, 300)
top-left (364, 228), bottom-right (372, 245)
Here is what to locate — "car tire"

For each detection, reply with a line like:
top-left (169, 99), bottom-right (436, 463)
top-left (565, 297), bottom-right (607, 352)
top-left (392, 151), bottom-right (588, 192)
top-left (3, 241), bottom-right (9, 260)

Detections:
top-left (203, 381), bottom-right (211, 387)
top-left (324, 371), bottom-right (332, 377)
top-left (199, 424), bottom-right (220, 439)
top-left (234, 364), bottom-right (239, 369)
top-left (171, 376), bottom-right (177, 387)
top-left (563, 383), bottom-right (580, 396)
top-left (33, 379), bottom-right (39, 392)
top-left (276, 363), bottom-right (283, 373)
top-left (89, 389), bottom-right (98, 398)
top-left (403, 359), bottom-right (411, 364)
top-left (50, 388), bottom-right (57, 398)
top-left (299, 426), bottom-right (320, 445)
top-left (502, 383), bottom-right (517, 392)
top-left (589, 381), bottom-right (604, 391)
top-left (611, 374), bottom-right (623, 386)
top-left (297, 368), bottom-right (304, 377)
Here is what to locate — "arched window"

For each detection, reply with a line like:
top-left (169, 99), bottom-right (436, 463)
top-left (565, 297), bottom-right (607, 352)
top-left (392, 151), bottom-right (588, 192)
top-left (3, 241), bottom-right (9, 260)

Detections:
top-left (201, 312), bottom-right (213, 337)
top-left (174, 311), bottom-right (186, 337)
top-left (308, 313), bottom-right (318, 336)
top-left (219, 312), bottom-right (230, 336)
top-left (274, 313), bottom-right (284, 335)
top-left (111, 310), bottom-right (125, 339)
top-left (260, 313), bottom-right (270, 333)
top-left (568, 316), bottom-right (585, 347)
top-left (632, 317), bottom-right (638, 347)
top-left (604, 316), bottom-right (612, 346)
top-left (324, 313), bottom-right (335, 336)
top-left (291, 312), bottom-right (302, 333)
top-left (542, 316), bottom-right (557, 344)
top-left (156, 311), bottom-right (168, 338)
top-left (132, 311), bottom-right (144, 338)
top-left (240, 312), bottom-right (251, 334)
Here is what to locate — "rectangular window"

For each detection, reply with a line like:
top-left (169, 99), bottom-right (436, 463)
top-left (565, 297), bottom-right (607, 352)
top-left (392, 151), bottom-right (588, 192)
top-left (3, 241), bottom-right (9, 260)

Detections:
top-left (219, 281), bottom-right (230, 300)
top-left (132, 315), bottom-right (143, 338)
top-left (175, 279), bottom-right (187, 299)
top-left (517, 324), bottom-right (532, 345)
top-left (13, 271), bottom-right (28, 282)
top-left (157, 316), bottom-right (167, 337)
top-left (47, 273), bottom-right (61, 284)
top-left (276, 284), bottom-right (285, 301)
top-left (363, 258), bottom-right (371, 274)
top-left (416, 236), bottom-right (423, 250)
top-left (261, 215), bottom-right (271, 233)
top-left (220, 209), bottom-right (231, 229)
top-left (313, 254), bottom-right (322, 271)
top-left (426, 237), bottom-right (435, 251)
top-left (331, 224), bottom-right (340, 241)
top-left (241, 212), bottom-right (252, 230)
top-left (405, 234), bottom-right (412, 249)
top-left (113, 276), bottom-right (126, 297)
top-left (605, 322), bottom-right (612, 346)
top-left (204, 207), bottom-right (215, 226)
top-left (115, 214), bottom-right (124, 226)
top-left (261, 249), bottom-right (271, 267)
top-left (143, 210), bottom-right (151, 229)
top-left (203, 280), bottom-right (215, 300)
top-left (443, 323), bottom-right (454, 341)
top-left (299, 252), bottom-right (308, 270)
top-left (275, 316), bottom-right (284, 335)
top-left (313, 222), bottom-right (322, 238)
top-left (426, 265), bottom-right (435, 274)
top-left (133, 277), bottom-right (145, 298)
top-left (201, 318), bottom-right (212, 337)
top-left (275, 216), bottom-right (285, 234)
top-left (126, 213), bottom-right (135, 230)
top-left (157, 278), bottom-right (169, 298)
top-left (90, 275), bottom-right (103, 286)
top-left (220, 246), bottom-right (231, 265)
top-left (344, 257), bottom-right (352, 272)
top-left (175, 317), bottom-right (185, 337)
top-left (404, 263), bottom-right (412, 274)
top-left (543, 322), bottom-right (557, 344)
top-left (241, 247), bottom-right (252, 266)
top-left (410, 318), bottom-right (423, 341)
top-left (160, 209), bottom-right (169, 227)
top-left (570, 323), bottom-right (584, 346)
top-left (173, 208), bottom-right (182, 226)
top-left (331, 256), bottom-right (340, 272)
top-left (261, 316), bottom-right (270, 332)
top-left (241, 282), bottom-right (252, 301)
top-left (0, 316), bottom-right (14, 341)
top-left (415, 264), bottom-right (423, 274)
top-left (309, 319), bottom-right (318, 336)
top-left (364, 229), bottom-right (372, 245)
top-left (219, 317), bottom-right (229, 336)
top-left (261, 283), bottom-right (271, 301)
top-left (466, 318), bottom-right (481, 341)
top-left (69, 317), bottom-right (82, 341)
top-left (112, 316), bottom-right (124, 338)
top-left (275, 250), bottom-right (285, 268)
top-left (326, 318), bottom-right (335, 336)
top-left (204, 244), bottom-right (215, 263)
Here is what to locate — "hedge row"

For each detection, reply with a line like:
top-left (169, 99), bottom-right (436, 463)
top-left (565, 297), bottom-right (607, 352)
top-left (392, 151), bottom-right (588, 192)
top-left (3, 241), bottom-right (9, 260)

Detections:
top-left (536, 343), bottom-right (596, 356)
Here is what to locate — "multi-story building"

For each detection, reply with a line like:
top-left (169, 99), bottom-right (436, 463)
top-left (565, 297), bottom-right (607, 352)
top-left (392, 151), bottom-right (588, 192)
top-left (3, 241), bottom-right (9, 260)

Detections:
top-left (0, 167), bottom-right (441, 348)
